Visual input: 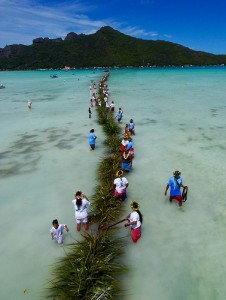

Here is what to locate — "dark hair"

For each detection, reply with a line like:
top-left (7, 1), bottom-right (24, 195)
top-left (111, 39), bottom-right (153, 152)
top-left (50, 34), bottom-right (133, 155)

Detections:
top-left (137, 210), bottom-right (143, 224)
top-left (76, 198), bottom-right (82, 207)
top-left (75, 191), bottom-right (81, 196)
top-left (52, 219), bottom-right (58, 225)
top-left (90, 129), bottom-right (94, 133)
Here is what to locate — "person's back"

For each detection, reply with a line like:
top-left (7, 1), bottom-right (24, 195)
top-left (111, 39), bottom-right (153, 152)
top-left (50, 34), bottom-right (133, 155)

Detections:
top-left (113, 170), bottom-right (128, 200)
top-left (89, 129), bottom-right (96, 150)
top-left (129, 119), bottom-right (135, 134)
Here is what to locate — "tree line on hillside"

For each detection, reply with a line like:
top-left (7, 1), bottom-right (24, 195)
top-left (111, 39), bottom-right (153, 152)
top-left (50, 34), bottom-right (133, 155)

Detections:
top-left (0, 26), bottom-right (226, 70)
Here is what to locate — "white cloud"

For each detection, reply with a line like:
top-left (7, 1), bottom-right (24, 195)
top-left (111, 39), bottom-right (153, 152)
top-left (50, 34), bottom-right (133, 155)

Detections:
top-left (121, 26), bottom-right (159, 38)
top-left (0, 0), bottom-right (170, 48)
top-left (163, 34), bottom-right (172, 39)
top-left (0, 0), bottom-right (114, 47)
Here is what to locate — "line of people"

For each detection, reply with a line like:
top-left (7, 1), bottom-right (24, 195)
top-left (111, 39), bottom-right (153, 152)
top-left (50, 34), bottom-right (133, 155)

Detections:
top-left (50, 75), bottom-right (143, 245)
top-left (97, 75), bottom-right (143, 244)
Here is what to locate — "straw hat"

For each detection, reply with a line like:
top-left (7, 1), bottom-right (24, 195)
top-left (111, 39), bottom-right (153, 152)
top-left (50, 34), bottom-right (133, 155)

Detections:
top-left (173, 170), bottom-right (181, 176)
top-left (130, 200), bottom-right (140, 211)
top-left (116, 170), bottom-right (124, 177)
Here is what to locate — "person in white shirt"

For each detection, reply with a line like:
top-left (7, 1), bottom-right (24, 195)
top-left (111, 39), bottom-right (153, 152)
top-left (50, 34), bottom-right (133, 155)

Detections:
top-left (27, 100), bottom-right (32, 109)
top-left (110, 101), bottom-right (115, 112)
top-left (124, 200), bottom-right (143, 243)
top-left (113, 170), bottom-right (129, 201)
top-left (72, 190), bottom-right (90, 231)
top-left (50, 219), bottom-right (69, 244)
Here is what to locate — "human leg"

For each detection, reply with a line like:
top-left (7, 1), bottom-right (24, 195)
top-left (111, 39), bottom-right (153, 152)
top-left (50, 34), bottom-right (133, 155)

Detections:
top-left (56, 236), bottom-right (63, 244)
top-left (84, 222), bottom-right (89, 231)
top-left (170, 195), bottom-right (182, 207)
top-left (76, 218), bottom-right (81, 231)
top-left (131, 227), bottom-right (141, 243)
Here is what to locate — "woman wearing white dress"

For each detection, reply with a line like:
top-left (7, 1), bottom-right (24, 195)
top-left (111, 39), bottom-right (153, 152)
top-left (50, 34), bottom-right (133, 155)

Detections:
top-left (72, 190), bottom-right (90, 231)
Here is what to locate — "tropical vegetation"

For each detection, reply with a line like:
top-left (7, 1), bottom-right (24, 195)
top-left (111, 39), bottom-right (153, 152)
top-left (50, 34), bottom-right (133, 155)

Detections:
top-left (46, 73), bottom-right (128, 299)
top-left (1, 26), bottom-right (226, 70)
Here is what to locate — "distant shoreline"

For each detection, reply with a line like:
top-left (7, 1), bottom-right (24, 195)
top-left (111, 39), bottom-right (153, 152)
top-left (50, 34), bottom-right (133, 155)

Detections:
top-left (0, 64), bottom-right (226, 72)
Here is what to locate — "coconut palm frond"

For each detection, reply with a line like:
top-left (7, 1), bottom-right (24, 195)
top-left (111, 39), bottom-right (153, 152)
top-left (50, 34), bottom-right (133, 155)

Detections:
top-left (47, 233), bottom-right (127, 299)
top-left (46, 74), bottom-right (129, 300)
top-left (104, 136), bottom-right (122, 153)
top-left (97, 156), bottom-right (120, 183)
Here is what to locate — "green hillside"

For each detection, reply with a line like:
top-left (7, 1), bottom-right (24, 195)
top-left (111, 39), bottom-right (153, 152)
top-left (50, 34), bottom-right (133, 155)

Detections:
top-left (0, 26), bottom-right (226, 70)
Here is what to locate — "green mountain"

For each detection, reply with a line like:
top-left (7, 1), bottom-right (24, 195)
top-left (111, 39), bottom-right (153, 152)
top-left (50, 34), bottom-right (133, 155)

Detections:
top-left (0, 26), bottom-right (226, 70)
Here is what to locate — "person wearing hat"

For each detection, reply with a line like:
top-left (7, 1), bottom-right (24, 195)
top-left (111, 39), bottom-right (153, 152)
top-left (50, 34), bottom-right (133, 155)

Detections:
top-left (72, 190), bottom-right (90, 231)
top-left (124, 201), bottom-right (143, 243)
top-left (113, 170), bottom-right (129, 201)
top-left (164, 171), bottom-right (185, 207)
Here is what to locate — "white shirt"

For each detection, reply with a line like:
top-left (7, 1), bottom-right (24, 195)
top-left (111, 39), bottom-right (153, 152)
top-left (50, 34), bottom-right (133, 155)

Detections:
top-left (72, 198), bottom-right (90, 219)
top-left (50, 224), bottom-right (66, 238)
top-left (114, 177), bottom-right (128, 193)
top-left (129, 211), bottom-right (141, 229)
top-left (121, 139), bottom-right (129, 147)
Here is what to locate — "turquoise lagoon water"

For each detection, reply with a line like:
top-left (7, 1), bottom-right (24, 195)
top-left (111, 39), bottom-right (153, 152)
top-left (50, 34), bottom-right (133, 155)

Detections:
top-left (1, 67), bottom-right (226, 299)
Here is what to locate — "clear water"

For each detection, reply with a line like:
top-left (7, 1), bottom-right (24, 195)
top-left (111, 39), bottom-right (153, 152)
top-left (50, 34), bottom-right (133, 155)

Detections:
top-left (1, 67), bottom-right (226, 299)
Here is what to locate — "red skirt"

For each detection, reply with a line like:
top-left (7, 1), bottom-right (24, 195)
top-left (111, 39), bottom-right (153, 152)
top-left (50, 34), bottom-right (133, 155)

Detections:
top-left (131, 227), bottom-right (142, 243)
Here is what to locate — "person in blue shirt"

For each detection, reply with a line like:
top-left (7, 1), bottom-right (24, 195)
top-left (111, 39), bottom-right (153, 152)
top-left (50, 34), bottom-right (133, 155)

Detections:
top-left (89, 129), bottom-right (97, 150)
top-left (129, 119), bottom-right (135, 135)
top-left (126, 137), bottom-right (134, 159)
top-left (116, 108), bottom-right (123, 123)
top-left (164, 170), bottom-right (185, 207)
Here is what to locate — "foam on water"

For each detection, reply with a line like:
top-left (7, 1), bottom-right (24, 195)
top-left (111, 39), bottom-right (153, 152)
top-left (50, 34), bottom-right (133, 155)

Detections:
top-left (1, 67), bottom-right (226, 299)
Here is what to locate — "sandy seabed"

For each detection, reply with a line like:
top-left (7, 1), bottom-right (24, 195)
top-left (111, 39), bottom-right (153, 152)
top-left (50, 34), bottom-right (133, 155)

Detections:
top-left (1, 67), bottom-right (226, 299)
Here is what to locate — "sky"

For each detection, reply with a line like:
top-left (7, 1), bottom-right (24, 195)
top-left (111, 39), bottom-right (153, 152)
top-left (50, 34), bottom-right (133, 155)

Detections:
top-left (1, 0), bottom-right (226, 54)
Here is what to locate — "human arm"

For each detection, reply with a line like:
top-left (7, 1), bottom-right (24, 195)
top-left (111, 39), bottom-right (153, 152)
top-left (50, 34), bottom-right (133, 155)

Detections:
top-left (125, 220), bottom-right (137, 227)
top-left (51, 232), bottom-right (54, 240)
top-left (124, 213), bottom-right (137, 227)
top-left (124, 213), bottom-right (132, 227)
top-left (165, 184), bottom-right (169, 196)
top-left (65, 225), bottom-right (69, 232)
top-left (81, 192), bottom-right (89, 200)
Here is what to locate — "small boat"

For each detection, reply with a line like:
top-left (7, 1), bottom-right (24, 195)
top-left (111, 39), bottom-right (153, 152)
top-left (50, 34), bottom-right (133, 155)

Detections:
top-left (0, 84), bottom-right (5, 89)
top-left (50, 74), bottom-right (58, 78)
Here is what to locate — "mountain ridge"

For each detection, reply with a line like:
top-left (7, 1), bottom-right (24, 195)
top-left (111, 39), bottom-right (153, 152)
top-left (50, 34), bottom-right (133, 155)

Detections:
top-left (0, 26), bottom-right (226, 70)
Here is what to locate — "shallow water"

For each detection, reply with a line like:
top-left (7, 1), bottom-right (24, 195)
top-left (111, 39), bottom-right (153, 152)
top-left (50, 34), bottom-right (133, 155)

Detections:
top-left (1, 67), bottom-right (226, 299)
top-left (109, 67), bottom-right (226, 300)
